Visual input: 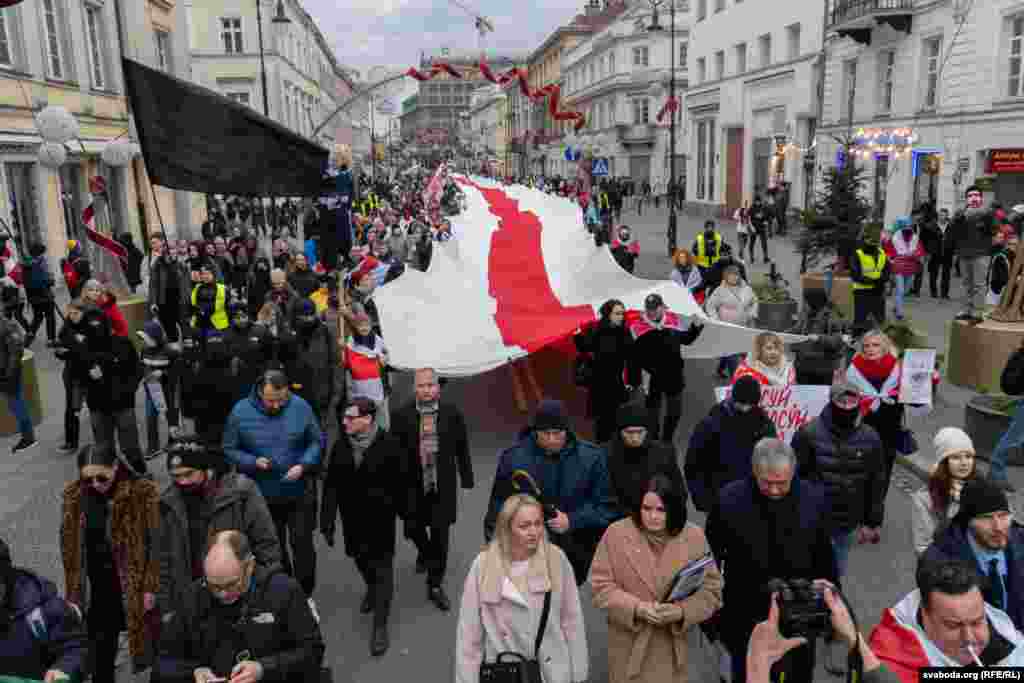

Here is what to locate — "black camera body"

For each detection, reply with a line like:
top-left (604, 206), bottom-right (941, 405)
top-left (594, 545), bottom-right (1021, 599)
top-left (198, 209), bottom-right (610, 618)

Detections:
top-left (766, 578), bottom-right (831, 639)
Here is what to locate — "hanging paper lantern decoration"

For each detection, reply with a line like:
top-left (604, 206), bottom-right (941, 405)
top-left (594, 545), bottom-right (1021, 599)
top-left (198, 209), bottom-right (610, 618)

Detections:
top-left (36, 105), bottom-right (79, 144)
top-left (37, 142), bottom-right (66, 169)
top-left (101, 139), bottom-right (133, 167)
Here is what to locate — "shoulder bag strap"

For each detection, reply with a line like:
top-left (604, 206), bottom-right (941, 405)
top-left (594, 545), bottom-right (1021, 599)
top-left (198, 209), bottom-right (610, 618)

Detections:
top-left (533, 591), bottom-right (552, 660)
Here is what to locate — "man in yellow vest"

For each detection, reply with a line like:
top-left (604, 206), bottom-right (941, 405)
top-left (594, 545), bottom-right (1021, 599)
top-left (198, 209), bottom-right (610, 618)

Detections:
top-left (692, 220), bottom-right (725, 271)
top-left (191, 260), bottom-right (230, 336)
top-left (849, 227), bottom-right (891, 335)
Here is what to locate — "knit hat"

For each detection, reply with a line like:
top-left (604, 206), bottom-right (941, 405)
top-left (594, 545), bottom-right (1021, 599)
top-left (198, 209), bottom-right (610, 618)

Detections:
top-left (533, 399), bottom-right (569, 432)
top-left (137, 319), bottom-right (167, 349)
top-left (616, 401), bottom-right (649, 430)
top-left (954, 478), bottom-right (1009, 526)
top-left (166, 437), bottom-right (218, 472)
top-left (931, 427), bottom-right (975, 474)
top-left (644, 293), bottom-right (664, 311)
top-left (733, 376), bottom-right (762, 405)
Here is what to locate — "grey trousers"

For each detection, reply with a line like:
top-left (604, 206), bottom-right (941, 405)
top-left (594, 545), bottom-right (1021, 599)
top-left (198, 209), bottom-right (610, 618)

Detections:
top-left (961, 254), bottom-right (991, 315)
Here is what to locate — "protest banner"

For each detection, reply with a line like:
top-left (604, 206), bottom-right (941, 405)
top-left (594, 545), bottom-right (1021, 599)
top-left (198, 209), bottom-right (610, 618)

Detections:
top-left (714, 385), bottom-right (830, 444)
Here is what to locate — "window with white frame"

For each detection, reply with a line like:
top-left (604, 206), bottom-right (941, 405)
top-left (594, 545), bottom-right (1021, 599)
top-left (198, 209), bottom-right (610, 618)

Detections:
top-left (787, 23), bottom-right (801, 61)
top-left (155, 30), bottom-right (171, 73)
top-left (42, 0), bottom-right (66, 79)
top-left (221, 17), bottom-right (242, 54)
top-left (589, 62), bottom-right (595, 83)
top-left (632, 97), bottom-right (649, 124)
top-left (84, 5), bottom-right (105, 86)
top-left (697, 0), bottom-right (706, 20)
top-left (878, 50), bottom-right (895, 113)
top-left (759, 33), bottom-right (772, 67)
top-left (714, 50), bottom-right (724, 79)
top-left (609, 95), bottom-right (616, 123)
top-left (633, 45), bottom-right (649, 67)
top-left (697, 56), bottom-right (706, 83)
top-left (842, 58), bottom-right (858, 121)
top-left (599, 55), bottom-right (605, 77)
top-left (696, 120), bottom-right (708, 199)
top-left (1011, 15), bottom-right (1024, 97)
top-left (679, 42), bottom-right (688, 70)
top-left (923, 36), bottom-right (941, 109)
top-left (735, 43), bottom-right (746, 74)
top-left (609, 50), bottom-right (615, 74)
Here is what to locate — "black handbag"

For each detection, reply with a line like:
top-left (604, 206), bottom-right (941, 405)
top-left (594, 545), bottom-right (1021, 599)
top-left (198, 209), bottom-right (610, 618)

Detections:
top-left (479, 591), bottom-right (551, 683)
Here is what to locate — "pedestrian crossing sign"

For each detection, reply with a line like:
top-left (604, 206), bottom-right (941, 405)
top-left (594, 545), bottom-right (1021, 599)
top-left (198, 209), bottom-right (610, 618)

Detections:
top-left (592, 158), bottom-right (609, 176)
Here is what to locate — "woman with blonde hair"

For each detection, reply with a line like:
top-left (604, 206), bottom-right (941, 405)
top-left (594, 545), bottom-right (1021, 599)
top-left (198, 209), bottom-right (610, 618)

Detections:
top-left (455, 494), bottom-right (588, 683)
top-left (732, 331), bottom-right (796, 387)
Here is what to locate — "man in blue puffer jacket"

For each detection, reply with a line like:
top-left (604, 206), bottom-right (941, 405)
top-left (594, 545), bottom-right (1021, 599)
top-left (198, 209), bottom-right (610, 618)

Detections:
top-left (223, 368), bottom-right (322, 609)
top-left (484, 399), bottom-right (617, 585)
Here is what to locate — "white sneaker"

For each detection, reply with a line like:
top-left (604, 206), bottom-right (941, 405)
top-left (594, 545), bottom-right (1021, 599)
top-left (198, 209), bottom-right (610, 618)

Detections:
top-left (307, 597), bottom-right (320, 624)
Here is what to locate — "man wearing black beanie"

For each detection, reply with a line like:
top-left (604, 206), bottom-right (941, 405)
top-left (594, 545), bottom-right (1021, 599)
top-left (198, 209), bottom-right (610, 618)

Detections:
top-left (606, 401), bottom-right (685, 518)
top-left (922, 478), bottom-right (1024, 630)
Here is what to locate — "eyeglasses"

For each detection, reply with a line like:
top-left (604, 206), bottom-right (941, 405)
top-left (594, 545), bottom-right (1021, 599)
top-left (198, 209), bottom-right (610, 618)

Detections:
top-left (82, 475), bottom-right (111, 485)
top-left (203, 573), bottom-right (247, 593)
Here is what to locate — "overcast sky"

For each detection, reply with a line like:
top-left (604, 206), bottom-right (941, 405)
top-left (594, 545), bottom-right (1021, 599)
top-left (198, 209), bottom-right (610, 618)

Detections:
top-left (303, 0), bottom-right (591, 75)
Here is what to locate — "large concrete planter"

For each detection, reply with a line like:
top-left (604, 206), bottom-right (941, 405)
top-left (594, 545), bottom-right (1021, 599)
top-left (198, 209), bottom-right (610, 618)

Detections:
top-left (946, 318), bottom-right (1024, 391)
top-left (0, 350), bottom-right (43, 436)
top-left (800, 272), bottom-right (853, 320)
top-left (964, 395), bottom-right (1024, 466)
top-left (120, 295), bottom-right (148, 343)
top-left (756, 301), bottom-right (799, 332)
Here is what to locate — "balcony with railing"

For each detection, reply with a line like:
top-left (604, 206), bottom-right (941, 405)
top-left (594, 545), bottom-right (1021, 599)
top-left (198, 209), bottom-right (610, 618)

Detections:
top-left (827, 0), bottom-right (913, 44)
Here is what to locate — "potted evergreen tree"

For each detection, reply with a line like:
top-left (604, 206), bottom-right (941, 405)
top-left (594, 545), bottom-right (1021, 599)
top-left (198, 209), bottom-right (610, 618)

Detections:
top-left (752, 264), bottom-right (798, 332)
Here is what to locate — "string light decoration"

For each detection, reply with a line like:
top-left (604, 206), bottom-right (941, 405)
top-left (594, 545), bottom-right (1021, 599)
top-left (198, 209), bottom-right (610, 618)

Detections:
top-left (850, 127), bottom-right (919, 160)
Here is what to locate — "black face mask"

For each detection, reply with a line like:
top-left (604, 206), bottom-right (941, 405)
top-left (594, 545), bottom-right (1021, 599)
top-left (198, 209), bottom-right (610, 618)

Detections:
top-left (831, 404), bottom-right (860, 429)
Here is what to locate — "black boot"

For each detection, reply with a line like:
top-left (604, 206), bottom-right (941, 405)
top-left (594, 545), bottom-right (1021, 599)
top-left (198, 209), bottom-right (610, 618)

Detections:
top-left (371, 621), bottom-right (390, 656)
top-left (59, 413), bottom-right (79, 453)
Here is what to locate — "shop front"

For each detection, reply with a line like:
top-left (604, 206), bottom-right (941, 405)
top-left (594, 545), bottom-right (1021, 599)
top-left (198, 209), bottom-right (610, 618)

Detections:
top-left (986, 148), bottom-right (1024, 207)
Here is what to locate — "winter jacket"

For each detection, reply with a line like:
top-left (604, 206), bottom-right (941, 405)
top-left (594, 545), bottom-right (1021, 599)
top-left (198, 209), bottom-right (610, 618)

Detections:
top-left (628, 311), bottom-right (703, 395)
top-left (287, 268), bottom-right (319, 299)
top-left (484, 430), bottom-right (617, 541)
top-left (883, 230), bottom-right (925, 276)
top-left (791, 406), bottom-right (887, 531)
top-left (223, 386), bottom-right (322, 502)
top-left (247, 261), bottom-right (273, 318)
top-left (0, 569), bottom-right (87, 680)
top-left (685, 400), bottom-right (777, 513)
top-left (606, 435), bottom-right (685, 518)
top-left (590, 520), bottom-right (723, 683)
top-left (910, 487), bottom-right (960, 557)
top-left (118, 234), bottom-right (144, 288)
top-left (670, 265), bottom-right (702, 293)
top-left (22, 256), bottom-right (54, 303)
top-left (921, 521), bottom-right (1024, 631)
top-left (870, 589), bottom-right (1024, 683)
top-left (155, 566), bottom-right (324, 683)
top-left (0, 316), bottom-right (24, 389)
top-left (951, 207), bottom-right (998, 259)
top-left (83, 335), bottom-right (143, 413)
top-left (1001, 347), bottom-right (1024, 395)
top-left (100, 296), bottom-right (129, 337)
top-left (148, 256), bottom-right (190, 309)
top-left (287, 322), bottom-right (337, 417)
top-left (158, 472), bottom-right (281, 611)
top-left (60, 476), bottom-right (160, 667)
top-left (455, 541), bottom-right (588, 683)
top-left (574, 320), bottom-right (635, 409)
top-left (704, 281), bottom-right (758, 326)
top-left (705, 476), bottom-right (837, 650)
top-left (849, 244), bottom-right (892, 293)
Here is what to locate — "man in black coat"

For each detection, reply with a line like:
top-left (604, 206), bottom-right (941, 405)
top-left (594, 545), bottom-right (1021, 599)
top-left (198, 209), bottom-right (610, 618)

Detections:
top-left (148, 236), bottom-right (191, 342)
top-left (706, 438), bottom-right (838, 683)
top-left (320, 397), bottom-right (419, 657)
top-left (155, 530), bottom-right (323, 683)
top-left (391, 368), bottom-right (474, 612)
top-left (117, 232), bottom-right (144, 293)
top-left (792, 381), bottom-right (886, 581)
top-left (606, 401), bottom-right (684, 518)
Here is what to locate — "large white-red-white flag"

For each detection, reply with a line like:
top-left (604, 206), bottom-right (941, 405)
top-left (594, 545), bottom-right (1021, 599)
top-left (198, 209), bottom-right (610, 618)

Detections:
top-left (376, 175), bottom-right (804, 376)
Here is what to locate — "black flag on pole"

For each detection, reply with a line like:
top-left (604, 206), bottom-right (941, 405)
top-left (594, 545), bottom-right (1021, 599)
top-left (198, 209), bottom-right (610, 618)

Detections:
top-left (121, 58), bottom-right (329, 197)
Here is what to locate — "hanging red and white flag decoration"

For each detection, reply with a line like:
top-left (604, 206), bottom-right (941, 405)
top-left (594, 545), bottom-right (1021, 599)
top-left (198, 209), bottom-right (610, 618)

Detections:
top-left (81, 176), bottom-right (127, 265)
top-left (656, 96), bottom-right (680, 123)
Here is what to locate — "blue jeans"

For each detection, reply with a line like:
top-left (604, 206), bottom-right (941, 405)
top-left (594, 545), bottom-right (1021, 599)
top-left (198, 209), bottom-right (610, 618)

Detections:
top-left (991, 400), bottom-right (1024, 482)
top-left (5, 379), bottom-right (34, 441)
top-left (831, 528), bottom-right (855, 579)
top-left (893, 274), bottom-right (914, 319)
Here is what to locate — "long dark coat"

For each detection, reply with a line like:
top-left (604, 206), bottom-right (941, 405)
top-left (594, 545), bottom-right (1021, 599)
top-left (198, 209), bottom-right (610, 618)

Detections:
top-left (390, 400), bottom-right (474, 528)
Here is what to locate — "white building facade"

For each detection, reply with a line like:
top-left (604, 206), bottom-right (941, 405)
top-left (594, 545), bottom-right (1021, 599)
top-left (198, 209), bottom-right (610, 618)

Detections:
top-left (684, 0), bottom-right (823, 217)
top-left (817, 0), bottom-right (1024, 224)
top-left (467, 84), bottom-right (505, 171)
top-left (560, 0), bottom-right (690, 185)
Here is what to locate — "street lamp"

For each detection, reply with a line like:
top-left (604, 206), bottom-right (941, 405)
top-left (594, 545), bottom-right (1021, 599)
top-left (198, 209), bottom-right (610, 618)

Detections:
top-left (647, 0), bottom-right (677, 256)
top-left (254, 0), bottom-right (289, 233)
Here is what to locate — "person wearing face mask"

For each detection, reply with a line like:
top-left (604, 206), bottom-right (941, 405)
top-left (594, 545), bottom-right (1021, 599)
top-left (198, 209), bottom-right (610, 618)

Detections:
top-left (792, 381), bottom-right (886, 583)
top-left (685, 376), bottom-right (776, 514)
top-left (607, 402), bottom-right (685, 518)
top-left (80, 307), bottom-right (147, 476)
top-left (0, 536), bottom-right (86, 682)
top-left (574, 299), bottom-right (635, 443)
top-left (247, 257), bottom-right (273, 319)
top-left (287, 299), bottom-right (337, 427)
top-left (224, 302), bottom-right (272, 400)
top-left (158, 438), bottom-right (281, 617)
top-left (911, 428), bottom-right (979, 557)
top-left (321, 398), bottom-right (419, 655)
top-left (60, 443), bottom-right (160, 680)
top-left (732, 331), bottom-right (796, 386)
top-left (137, 319), bottom-right (182, 457)
top-left (921, 479), bottom-right (1024, 631)
top-left (287, 254), bottom-right (319, 299)
top-left (181, 335), bottom-right (243, 446)
top-left (693, 220), bottom-right (725, 273)
top-left (883, 216), bottom-right (925, 321)
top-left (191, 261), bottom-right (230, 337)
top-left (148, 235), bottom-right (191, 343)
top-left (850, 225), bottom-right (891, 336)
top-left (705, 438), bottom-right (837, 683)
top-left (224, 370), bottom-right (322, 610)
top-left (610, 226), bottom-right (640, 274)
top-left (156, 530), bottom-right (324, 683)
top-left (484, 399), bottom-right (617, 586)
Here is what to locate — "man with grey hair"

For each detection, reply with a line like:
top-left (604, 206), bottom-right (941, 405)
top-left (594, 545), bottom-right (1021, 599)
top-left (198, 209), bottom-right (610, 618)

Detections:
top-left (706, 437), bottom-right (837, 683)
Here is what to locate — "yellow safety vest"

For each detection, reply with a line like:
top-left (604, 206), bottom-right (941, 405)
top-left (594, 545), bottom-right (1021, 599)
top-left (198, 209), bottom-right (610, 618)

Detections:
top-left (191, 283), bottom-right (229, 330)
top-left (599, 192), bottom-right (610, 210)
top-left (852, 249), bottom-right (887, 291)
top-left (695, 233), bottom-right (723, 268)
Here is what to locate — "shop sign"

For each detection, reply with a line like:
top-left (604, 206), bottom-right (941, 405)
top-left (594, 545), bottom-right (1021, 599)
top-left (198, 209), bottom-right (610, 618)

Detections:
top-left (990, 149), bottom-right (1024, 173)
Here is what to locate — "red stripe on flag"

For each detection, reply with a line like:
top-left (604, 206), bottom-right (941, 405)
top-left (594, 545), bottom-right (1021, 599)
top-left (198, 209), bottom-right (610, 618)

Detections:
top-left (82, 204), bottom-right (95, 228)
top-left (459, 178), bottom-right (595, 353)
top-left (86, 226), bottom-right (128, 265)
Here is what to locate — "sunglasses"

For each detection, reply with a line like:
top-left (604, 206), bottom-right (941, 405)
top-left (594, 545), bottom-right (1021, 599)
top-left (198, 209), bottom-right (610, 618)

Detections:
top-left (82, 474), bottom-right (111, 485)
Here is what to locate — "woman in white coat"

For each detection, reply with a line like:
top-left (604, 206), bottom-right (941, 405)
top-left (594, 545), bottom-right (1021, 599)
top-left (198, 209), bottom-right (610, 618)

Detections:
top-left (455, 494), bottom-right (588, 683)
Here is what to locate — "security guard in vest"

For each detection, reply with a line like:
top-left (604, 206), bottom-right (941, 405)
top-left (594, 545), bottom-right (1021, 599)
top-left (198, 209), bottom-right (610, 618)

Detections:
top-left (849, 225), bottom-right (891, 335)
top-left (693, 220), bottom-right (725, 271)
top-left (190, 259), bottom-right (230, 337)
top-left (359, 192), bottom-right (380, 217)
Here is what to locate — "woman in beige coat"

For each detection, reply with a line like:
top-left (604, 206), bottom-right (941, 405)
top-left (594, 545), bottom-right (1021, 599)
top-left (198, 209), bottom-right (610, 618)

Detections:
top-left (455, 494), bottom-right (588, 683)
top-left (590, 474), bottom-right (723, 683)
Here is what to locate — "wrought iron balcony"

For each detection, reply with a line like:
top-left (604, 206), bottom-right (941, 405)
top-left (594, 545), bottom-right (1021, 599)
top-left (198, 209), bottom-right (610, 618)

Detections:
top-left (828, 0), bottom-right (913, 44)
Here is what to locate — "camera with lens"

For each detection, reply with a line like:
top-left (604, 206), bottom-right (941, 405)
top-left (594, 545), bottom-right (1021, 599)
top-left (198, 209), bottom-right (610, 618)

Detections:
top-left (766, 578), bottom-right (831, 639)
